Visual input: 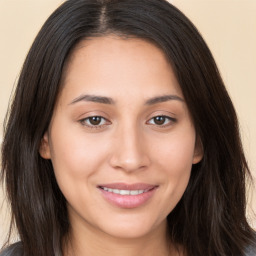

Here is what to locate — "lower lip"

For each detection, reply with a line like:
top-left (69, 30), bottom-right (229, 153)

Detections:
top-left (99, 187), bottom-right (157, 209)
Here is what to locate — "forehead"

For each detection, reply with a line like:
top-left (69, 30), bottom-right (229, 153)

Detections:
top-left (68, 35), bottom-right (168, 62)
top-left (60, 35), bottom-right (183, 102)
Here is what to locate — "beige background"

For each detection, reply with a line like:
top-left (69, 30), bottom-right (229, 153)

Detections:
top-left (0, 0), bottom-right (255, 246)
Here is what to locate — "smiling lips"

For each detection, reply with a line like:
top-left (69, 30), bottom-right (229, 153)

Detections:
top-left (98, 183), bottom-right (158, 209)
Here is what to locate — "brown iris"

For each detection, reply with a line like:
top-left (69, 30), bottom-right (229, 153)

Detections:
top-left (88, 116), bottom-right (102, 125)
top-left (153, 116), bottom-right (167, 125)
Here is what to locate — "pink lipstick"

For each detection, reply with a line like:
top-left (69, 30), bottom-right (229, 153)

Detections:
top-left (98, 183), bottom-right (158, 209)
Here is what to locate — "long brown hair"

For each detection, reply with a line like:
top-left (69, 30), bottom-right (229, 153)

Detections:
top-left (1, 0), bottom-right (255, 255)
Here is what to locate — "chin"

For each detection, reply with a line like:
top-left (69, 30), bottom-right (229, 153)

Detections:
top-left (97, 214), bottom-right (167, 240)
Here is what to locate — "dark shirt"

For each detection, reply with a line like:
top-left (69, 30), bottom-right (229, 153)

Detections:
top-left (0, 242), bottom-right (23, 256)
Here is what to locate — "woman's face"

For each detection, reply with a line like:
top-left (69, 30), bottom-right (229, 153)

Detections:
top-left (40, 36), bottom-right (202, 240)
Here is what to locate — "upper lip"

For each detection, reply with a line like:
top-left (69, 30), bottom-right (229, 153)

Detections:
top-left (98, 183), bottom-right (158, 190)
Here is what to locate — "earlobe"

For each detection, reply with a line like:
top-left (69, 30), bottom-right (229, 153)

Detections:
top-left (39, 132), bottom-right (51, 159)
top-left (192, 137), bottom-right (204, 164)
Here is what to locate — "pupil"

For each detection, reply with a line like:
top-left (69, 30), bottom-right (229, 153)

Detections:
top-left (89, 116), bottom-right (101, 125)
top-left (154, 116), bottom-right (165, 125)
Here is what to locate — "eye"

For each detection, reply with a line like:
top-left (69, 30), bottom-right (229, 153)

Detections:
top-left (147, 115), bottom-right (176, 126)
top-left (80, 116), bottom-right (110, 127)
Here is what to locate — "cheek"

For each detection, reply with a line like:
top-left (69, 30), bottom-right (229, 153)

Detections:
top-left (48, 122), bottom-right (113, 187)
top-left (48, 128), bottom-right (109, 205)
top-left (151, 129), bottom-right (195, 204)
top-left (153, 129), bottom-right (196, 171)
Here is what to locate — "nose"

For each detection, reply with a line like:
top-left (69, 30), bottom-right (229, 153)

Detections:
top-left (109, 124), bottom-right (150, 172)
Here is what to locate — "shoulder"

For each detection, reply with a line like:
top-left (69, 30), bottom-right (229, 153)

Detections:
top-left (245, 235), bottom-right (256, 256)
top-left (0, 242), bottom-right (23, 256)
top-left (245, 245), bottom-right (256, 256)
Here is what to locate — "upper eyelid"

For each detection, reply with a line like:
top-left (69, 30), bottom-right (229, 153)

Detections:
top-left (80, 116), bottom-right (110, 123)
top-left (77, 110), bottom-right (110, 120)
top-left (146, 111), bottom-right (177, 121)
top-left (147, 115), bottom-right (176, 123)
top-left (79, 116), bottom-right (111, 130)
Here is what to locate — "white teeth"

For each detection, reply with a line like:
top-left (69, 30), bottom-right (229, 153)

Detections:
top-left (102, 187), bottom-right (148, 195)
top-left (120, 190), bottom-right (130, 195)
top-left (130, 190), bottom-right (139, 195)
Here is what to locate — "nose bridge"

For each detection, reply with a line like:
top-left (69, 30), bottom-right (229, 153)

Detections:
top-left (109, 120), bottom-right (149, 172)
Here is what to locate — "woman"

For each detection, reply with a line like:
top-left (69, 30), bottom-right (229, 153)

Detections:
top-left (1, 0), bottom-right (255, 255)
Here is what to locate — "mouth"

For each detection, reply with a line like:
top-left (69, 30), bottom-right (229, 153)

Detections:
top-left (97, 183), bottom-right (158, 209)
top-left (99, 187), bottom-right (152, 195)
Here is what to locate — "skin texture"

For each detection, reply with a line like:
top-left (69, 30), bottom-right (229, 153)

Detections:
top-left (40, 36), bottom-right (203, 256)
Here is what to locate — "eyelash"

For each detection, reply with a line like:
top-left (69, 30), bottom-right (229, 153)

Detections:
top-left (79, 115), bottom-right (176, 129)
top-left (79, 116), bottom-right (110, 129)
top-left (146, 115), bottom-right (176, 127)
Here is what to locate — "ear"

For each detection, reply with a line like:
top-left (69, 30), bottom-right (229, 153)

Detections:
top-left (39, 132), bottom-right (51, 159)
top-left (192, 136), bottom-right (204, 164)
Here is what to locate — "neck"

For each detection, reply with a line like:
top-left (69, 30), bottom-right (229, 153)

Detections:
top-left (64, 219), bottom-right (177, 256)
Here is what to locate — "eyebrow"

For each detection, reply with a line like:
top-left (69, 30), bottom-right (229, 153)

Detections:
top-left (70, 94), bottom-right (115, 105)
top-left (145, 95), bottom-right (184, 105)
top-left (69, 94), bottom-right (184, 105)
